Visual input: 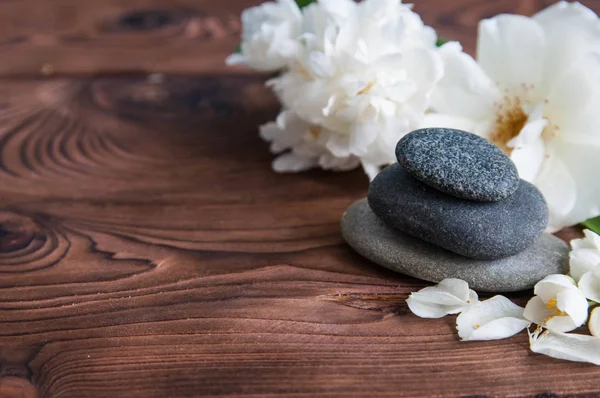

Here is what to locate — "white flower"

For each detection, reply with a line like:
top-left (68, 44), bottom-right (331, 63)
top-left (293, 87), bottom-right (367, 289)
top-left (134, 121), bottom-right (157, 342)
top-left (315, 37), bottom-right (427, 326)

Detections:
top-left (590, 307), bottom-right (600, 336)
top-left (424, 2), bottom-right (600, 231)
top-left (528, 327), bottom-right (600, 365)
top-left (406, 278), bottom-right (478, 318)
top-left (264, 0), bottom-right (442, 179)
top-left (226, 0), bottom-right (302, 71)
top-left (570, 229), bottom-right (600, 282)
top-left (523, 274), bottom-right (589, 333)
top-left (456, 295), bottom-right (529, 341)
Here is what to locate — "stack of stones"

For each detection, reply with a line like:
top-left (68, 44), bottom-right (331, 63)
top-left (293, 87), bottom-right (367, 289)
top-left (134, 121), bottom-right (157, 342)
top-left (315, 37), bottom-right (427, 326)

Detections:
top-left (341, 128), bottom-right (570, 292)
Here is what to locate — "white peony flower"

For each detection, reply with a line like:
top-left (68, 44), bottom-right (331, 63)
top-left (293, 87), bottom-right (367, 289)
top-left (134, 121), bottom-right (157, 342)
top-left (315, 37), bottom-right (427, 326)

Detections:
top-left (264, 0), bottom-right (442, 179)
top-left (456, 295), bottom-right (529, 341)
top-left (406, 278), bottom-right (478, 318)
top-left (424, 2), bottom-right (600, 231)
top-left (523, 274), bottom-right (589, 333)
top-left (528, 327), bottom-right (600, 365)
top-left (590, 307), bottom-right (600, 336)
top-left (569, 229), bottom-right (600, 282)
top-left (226, 0), bottom-right (302, 71)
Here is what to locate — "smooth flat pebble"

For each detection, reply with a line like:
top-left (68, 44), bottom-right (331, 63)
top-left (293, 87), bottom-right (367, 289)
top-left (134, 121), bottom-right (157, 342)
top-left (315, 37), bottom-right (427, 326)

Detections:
top-left (368, 163), bottom-right (547, 260)
top-left (341, 199), bottom-right (569, 292)
top-left (396, 128), bottom-right (520, 202)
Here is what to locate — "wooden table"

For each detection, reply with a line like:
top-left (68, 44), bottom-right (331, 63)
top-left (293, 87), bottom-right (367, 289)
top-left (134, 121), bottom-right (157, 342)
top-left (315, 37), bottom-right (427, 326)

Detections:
top-left (0, 1), bottom-right (599, 397)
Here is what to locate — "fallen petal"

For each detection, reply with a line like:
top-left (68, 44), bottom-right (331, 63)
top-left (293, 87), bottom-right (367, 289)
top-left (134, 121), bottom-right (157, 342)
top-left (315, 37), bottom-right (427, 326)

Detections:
top-left (529, 328), bottom-right (600, 365)
top-left (406, 278), bottom-right (478, 319)
top-left (457, 295), bottom-right (529, 341)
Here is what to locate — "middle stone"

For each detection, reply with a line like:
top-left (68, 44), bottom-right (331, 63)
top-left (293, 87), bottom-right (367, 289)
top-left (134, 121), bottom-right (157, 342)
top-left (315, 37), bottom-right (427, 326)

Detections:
top-left (367, 163), bottom-right (548, 260)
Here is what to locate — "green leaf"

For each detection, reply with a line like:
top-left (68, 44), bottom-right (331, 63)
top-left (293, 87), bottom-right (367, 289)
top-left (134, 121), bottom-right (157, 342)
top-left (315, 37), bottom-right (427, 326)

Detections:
top-left (235, 44), bottom-right (241, 53)
top-left (583, 216), bottom-right (600, 235)
top-left (436, 38), bottom-right (449, 47)
top-left (296, 0), bottom-right (316, 9)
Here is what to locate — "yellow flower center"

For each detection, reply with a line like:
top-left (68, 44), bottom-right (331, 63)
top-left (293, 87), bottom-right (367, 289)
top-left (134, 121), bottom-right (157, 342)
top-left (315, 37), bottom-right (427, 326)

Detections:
top-left (308, 126), bottom-right (321, 139)
top-left (545, 298), bottom-right (568, 317)
top-left (489, 96), bottom-right (528, 155)
top-left (546, 298), bottom-right (557, 310)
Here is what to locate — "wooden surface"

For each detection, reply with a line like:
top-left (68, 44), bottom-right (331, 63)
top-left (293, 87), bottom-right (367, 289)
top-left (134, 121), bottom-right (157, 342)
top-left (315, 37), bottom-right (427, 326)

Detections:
top-left (0, 1), bottom-right (599, 397)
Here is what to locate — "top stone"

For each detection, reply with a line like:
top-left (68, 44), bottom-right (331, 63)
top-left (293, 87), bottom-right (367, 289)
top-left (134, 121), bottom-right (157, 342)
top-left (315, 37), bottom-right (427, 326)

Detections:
top-left (395, 128), bottom-right (520, 202)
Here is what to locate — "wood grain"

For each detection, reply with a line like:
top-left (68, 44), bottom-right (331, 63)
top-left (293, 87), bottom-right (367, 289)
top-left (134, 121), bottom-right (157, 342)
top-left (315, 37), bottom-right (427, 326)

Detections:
top-left (0, 0), bottom-right (598, 76)
top-left (0, 1), bottom-right (599, 398)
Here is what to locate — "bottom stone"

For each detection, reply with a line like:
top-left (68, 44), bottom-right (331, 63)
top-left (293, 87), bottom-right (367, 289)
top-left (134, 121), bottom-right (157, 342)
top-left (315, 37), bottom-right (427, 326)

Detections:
top-left (341, 199), bottom-right (570, 292)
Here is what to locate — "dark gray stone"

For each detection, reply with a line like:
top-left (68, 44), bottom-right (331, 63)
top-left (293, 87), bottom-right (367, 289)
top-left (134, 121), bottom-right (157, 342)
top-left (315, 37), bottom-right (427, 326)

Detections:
top-left (341, 199), bottom-right (569, 292)
top-left (368, 163), bottom-right (547, 259)
top-left (396, 128), bottom-right (520, 202)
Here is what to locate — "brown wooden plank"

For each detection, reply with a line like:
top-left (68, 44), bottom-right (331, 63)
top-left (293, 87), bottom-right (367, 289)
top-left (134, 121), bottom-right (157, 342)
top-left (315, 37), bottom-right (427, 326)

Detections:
top-left (1, 0), bottom-right (600, 397)
top-left (0, 0), bottom-right (598, 76)
top-left (0, 74), bottom-right (598, 398)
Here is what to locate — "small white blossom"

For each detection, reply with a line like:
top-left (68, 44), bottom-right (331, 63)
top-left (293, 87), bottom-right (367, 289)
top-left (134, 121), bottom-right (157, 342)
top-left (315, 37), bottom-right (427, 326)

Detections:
top-left (424, 1), bottom-right (600, 231)
top-left (569, 229), bottom-right (600, 282)
top-left (456, 295), bottom-right (529, 341)
top-left (528, 327), bottom-right (600, 366)
top-left (226, 0), bottom-right (302, 71)
top-left (406, 278), bottom-right (478, 319)
top-left (523, 274), bottom-right (589, 333)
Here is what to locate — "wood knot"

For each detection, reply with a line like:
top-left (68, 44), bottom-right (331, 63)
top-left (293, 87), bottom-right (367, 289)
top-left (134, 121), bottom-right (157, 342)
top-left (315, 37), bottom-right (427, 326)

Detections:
top-left (90, 76), bottom-right (272, 123)
top-left (0, 211), bottom-right (62, 274)
top-left (111, 8), bottom-right (187, 32)
top-left (0, 212), bottom-right (40, 253)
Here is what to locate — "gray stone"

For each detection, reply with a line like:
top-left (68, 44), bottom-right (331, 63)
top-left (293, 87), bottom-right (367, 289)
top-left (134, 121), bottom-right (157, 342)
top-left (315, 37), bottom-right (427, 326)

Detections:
top-left (368, 163), bottom-right (548, 259)
top-left (341, 199), bottom-right (569, 292)
top-left (396, 128), bottom-right (520, 202)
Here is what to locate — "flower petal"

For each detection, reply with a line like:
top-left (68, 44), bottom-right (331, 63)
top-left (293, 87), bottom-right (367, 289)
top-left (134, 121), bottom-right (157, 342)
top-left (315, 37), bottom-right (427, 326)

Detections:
top-left (570, 248), bottom-right (600, 283)
top-left (456, 296), bottom-right (529, 341)
top-left (590, 307), bottom-right (600, 337)
top-left (401, 47), bottom-right (444, 96)
top-left (406, 295), bottom-right (459, 319)
top-left (272, 152), bottom-right (318, 172)
top-left (430, 42), bottom-right (499, 120)
top-left (406, 278), bottom-right (478, 319)
top-left (546, 52), bottom-right (600, 143)
top-left (556, 288), bottom-right (589, 328)
top-left (523, 295), bottom-right (552, 325)
top-left (579, 270), bottom-right (600, 303)
top-left (545, 314), bottom-right (579, 333)
top-left (572, 229), bottom-right (600, 250)
top-left (534, 1), bottom-right (600, 89)
top-left (318, 152), bottom-right (359, 172)
top-left (529, 328), bottom-right (600, 365)
top-left (509, 136), bottom-right (545, 182)
top-left (534, 274), bottom-right (578, 303)
top-left (477, 14), bottom-right (545, 93)
top-left (538, 141), bottom-right (600, 231)
top-left (428, 278), bottom-right (477, 304)
top-left (533, 157), bottom-right (577, 232)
